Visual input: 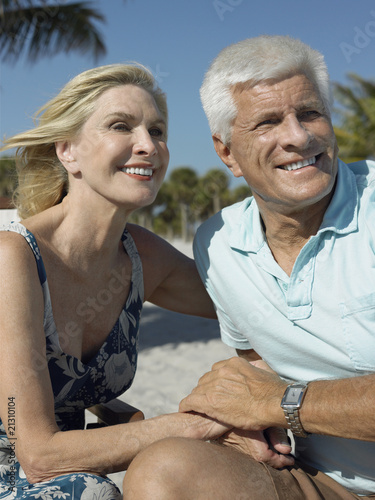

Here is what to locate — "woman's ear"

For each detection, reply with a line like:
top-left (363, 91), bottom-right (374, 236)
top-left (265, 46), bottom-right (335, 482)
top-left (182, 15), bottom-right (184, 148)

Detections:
top-left (212, 135), bottom-right (243, 178)
top-left (55, 141), bottom-right (80, 174)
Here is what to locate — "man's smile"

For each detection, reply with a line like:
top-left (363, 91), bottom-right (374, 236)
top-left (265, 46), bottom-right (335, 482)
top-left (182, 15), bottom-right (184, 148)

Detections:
top-left (278, 155), bottom-right (318, 171)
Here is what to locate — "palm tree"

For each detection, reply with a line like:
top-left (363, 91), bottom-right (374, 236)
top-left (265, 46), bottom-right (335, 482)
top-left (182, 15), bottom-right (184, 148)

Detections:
top-left (334, 73), bottom-right (375, 163)
top-left (162, 167), bottom-right (199, 241)
top-left (190, 168), bottom-right (230, 221)
top-left (152, 184), bottom-right (178, 239)
top-left (0, 156), bottom-right (17, 197)
top-left (0, 0), bottom-right (110, 63)
top-left (229, 184), bottom-right (252, 204)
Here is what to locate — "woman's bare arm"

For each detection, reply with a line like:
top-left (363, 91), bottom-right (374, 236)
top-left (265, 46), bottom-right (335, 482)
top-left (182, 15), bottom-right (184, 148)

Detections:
top-left (128, 225), bottom-right (216, 318)
top-left (0, 233), bottom-right (227, 483)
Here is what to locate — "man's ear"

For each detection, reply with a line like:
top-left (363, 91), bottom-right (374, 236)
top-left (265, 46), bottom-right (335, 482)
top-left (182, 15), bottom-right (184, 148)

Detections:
top-left (212, 135), bottom-right (243, 178)
top-left (55, 141), bottom-right (80, 174)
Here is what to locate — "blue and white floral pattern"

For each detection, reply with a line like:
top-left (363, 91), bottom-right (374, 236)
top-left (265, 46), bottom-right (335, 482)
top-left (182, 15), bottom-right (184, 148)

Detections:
top-left (0, 223), bottom-right (144, 498)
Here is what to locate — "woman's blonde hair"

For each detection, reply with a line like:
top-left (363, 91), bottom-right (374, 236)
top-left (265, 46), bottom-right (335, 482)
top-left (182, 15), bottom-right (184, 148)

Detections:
top-left (1, 63), bottom-right (168, 218)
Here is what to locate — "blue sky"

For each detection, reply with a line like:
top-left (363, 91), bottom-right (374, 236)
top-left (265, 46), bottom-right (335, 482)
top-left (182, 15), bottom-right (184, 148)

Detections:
top-left (1, 0), bottom-right (375, 187)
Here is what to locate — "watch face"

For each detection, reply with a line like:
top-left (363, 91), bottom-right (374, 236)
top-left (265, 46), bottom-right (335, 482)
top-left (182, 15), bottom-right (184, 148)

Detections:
top-left (285, 386), bottom-right (303, 404)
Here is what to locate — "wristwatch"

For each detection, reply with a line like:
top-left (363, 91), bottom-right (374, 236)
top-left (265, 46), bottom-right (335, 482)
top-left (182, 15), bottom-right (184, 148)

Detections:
top-left (281, 383), bottom-right (309, 438)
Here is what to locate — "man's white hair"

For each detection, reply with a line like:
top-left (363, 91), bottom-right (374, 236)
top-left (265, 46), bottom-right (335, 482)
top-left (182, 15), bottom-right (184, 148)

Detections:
top-left (200, 35), bottom-right (332, 145)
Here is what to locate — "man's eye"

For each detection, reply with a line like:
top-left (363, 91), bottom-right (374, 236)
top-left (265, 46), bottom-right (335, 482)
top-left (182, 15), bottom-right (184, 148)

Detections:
top-left (255, 119), bottom-right (277, 129)
top-left (301, 110), bottom-right (321, 120)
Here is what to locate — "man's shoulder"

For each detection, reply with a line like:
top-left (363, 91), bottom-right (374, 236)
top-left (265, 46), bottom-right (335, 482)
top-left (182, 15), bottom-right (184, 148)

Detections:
top-left (346, 159), bottom-right (375, 186)
top-left (195, 197), bottom-right (253, 246)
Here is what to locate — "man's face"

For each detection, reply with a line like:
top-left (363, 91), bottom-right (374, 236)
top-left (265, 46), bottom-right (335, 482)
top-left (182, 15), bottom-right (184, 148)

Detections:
top-left (216, 74), bottom-right (338, 215)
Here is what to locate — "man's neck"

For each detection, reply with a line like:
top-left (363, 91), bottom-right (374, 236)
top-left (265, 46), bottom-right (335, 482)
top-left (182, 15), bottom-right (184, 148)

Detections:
top-left (258, 195), bottom-right (332, 276)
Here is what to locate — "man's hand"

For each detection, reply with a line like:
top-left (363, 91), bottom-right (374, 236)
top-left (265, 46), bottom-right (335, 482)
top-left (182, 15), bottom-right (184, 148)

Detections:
top-left (179, 357), bottom-right (288, 431)
top-left (216, 427), bottom-right (294, 469)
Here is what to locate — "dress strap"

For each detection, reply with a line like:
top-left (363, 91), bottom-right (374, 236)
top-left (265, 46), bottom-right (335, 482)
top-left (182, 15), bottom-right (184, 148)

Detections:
top-left (0, 222), bottom-right (47, 285)
top-left (121, 227), bottom-right (144, 303)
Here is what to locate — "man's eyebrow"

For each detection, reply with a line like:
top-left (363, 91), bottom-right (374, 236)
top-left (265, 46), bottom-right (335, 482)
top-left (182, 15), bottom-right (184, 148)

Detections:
top-left (296, 99), bottom-right (325, 111)
top-left (243, 110), bottom-right (278, 125)
top-left (248, 99), bottom-right (324, 121)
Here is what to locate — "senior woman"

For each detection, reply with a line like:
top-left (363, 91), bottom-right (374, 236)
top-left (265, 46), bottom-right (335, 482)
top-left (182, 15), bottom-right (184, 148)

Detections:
top-left (0, 64), bottom-right (228, 499)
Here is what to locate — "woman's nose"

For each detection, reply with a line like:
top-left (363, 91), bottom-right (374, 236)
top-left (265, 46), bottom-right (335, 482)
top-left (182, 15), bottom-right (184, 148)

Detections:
top-left (133, 129), bottom-right (157, 156)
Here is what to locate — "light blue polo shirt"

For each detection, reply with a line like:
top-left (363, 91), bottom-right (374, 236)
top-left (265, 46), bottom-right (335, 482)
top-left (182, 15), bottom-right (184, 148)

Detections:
top-left (194, 159), bottom-right (375, 495)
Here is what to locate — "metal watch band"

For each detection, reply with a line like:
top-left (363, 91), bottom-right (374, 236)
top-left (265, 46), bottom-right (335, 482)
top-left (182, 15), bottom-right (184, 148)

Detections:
top-left (282, 407), bottom-right (309, 438)
top-left (281, 383), bottom-right (309, 438)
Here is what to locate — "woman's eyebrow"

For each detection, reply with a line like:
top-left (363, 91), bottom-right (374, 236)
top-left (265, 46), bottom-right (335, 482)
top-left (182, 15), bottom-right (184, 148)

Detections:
top-left (104, 112), bottom-right (136, 121)
top-left (104, 112), bottom-right (166, 128)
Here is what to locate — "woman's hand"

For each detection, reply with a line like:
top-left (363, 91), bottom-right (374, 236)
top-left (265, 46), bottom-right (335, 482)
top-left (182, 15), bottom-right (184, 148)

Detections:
top-left (174, 411), bottom-right (232, 441)
top-left (216, 427), bottom-right (294, 469)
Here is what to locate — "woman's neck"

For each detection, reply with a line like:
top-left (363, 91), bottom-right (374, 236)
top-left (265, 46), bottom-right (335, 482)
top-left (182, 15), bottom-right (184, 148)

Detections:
top-left (24, 194), bottom-right (131, 272)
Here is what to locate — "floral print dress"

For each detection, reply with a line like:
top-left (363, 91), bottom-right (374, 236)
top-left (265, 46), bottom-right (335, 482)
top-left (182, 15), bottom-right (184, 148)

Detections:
top-left (0, 222), bottom-right (144, 499)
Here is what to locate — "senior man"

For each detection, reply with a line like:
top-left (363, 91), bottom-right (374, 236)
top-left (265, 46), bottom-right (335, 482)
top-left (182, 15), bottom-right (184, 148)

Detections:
top-left (124, 36), bottom-right (375, 499)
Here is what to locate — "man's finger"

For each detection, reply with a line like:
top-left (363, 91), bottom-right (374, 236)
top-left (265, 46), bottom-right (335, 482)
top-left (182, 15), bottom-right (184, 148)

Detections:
top-left (179, 393), bottom-right (208, 415)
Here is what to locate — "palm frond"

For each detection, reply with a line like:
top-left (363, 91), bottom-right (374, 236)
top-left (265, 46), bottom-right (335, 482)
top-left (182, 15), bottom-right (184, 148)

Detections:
top-left (333, 73), bottom-right (375, 161)
top-left (0, 1), bottom-right (106, 63)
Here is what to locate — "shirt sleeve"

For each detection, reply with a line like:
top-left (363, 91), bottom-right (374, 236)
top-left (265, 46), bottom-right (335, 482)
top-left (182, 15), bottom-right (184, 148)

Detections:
top-left (193, 224), bottom-right (252, 350)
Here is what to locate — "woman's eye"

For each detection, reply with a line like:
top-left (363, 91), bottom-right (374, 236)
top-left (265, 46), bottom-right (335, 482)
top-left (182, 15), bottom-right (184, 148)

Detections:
top-left (112, 123), bottom-right (130, 131)
top-left (149, 127), bottom-right (164, 138)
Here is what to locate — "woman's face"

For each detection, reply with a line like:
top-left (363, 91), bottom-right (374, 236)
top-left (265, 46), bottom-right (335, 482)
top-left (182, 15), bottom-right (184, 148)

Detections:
top-left (59, 84), bottom-right (169, 211)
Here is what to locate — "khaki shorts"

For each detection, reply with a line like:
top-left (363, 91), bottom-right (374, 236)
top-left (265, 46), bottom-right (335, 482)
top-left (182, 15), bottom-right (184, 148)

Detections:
top-left (263, 461), bottom-right (375, 500)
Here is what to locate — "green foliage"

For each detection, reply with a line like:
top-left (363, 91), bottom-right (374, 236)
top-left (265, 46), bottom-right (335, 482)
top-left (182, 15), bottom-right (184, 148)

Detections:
top-left (0, 0), bottom-right (124, 64)
top-left (0, 156), bottom-right (17, 197)
top-left (139, 166), bottom-right (252, 240)
top-left (158, 167), bottom-right (199, 241)
top-left (334, 73), bottom-right (375, 163)
top-left (168, 167), bottom-right (199, 205)
top-left (229, 184), bottom-right (252, 204)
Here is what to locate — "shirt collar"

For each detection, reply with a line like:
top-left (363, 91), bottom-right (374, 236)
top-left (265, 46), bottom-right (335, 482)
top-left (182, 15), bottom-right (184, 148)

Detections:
top-left (318, 159), bottom-right (358, 235)
top-left (229, 159), bottom-right (358, 252)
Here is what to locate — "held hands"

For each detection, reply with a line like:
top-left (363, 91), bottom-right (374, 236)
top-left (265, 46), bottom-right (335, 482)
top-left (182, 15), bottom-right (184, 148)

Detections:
top-left (179, 357), bottom-right (293, 469)
top-left (216, 427), bottom-right (294, 469)
top-left (166, 411), bottom-right (232, 442)
top-left (179, 357), bottom-right (288, 432)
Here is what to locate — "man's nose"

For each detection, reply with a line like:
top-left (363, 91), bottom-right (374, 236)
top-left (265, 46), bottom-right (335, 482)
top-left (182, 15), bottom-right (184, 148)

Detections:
top-left (277, 115), bottom-right (312, 151)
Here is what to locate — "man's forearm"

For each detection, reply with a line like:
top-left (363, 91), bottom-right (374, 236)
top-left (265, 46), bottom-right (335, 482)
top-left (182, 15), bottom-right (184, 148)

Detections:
top-left (238, 350), bottom-right (375, 441)
top-left (299, 374), bottom-right (375, 440)
top-left (180, 358), bottom-right (375, 442)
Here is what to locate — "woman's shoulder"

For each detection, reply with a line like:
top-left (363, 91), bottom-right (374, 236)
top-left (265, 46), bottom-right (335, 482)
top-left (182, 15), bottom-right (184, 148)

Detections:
top-left (0, 225), bottom-right (31, 253)
top-left (0, 225), bottom-right (42, 281)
